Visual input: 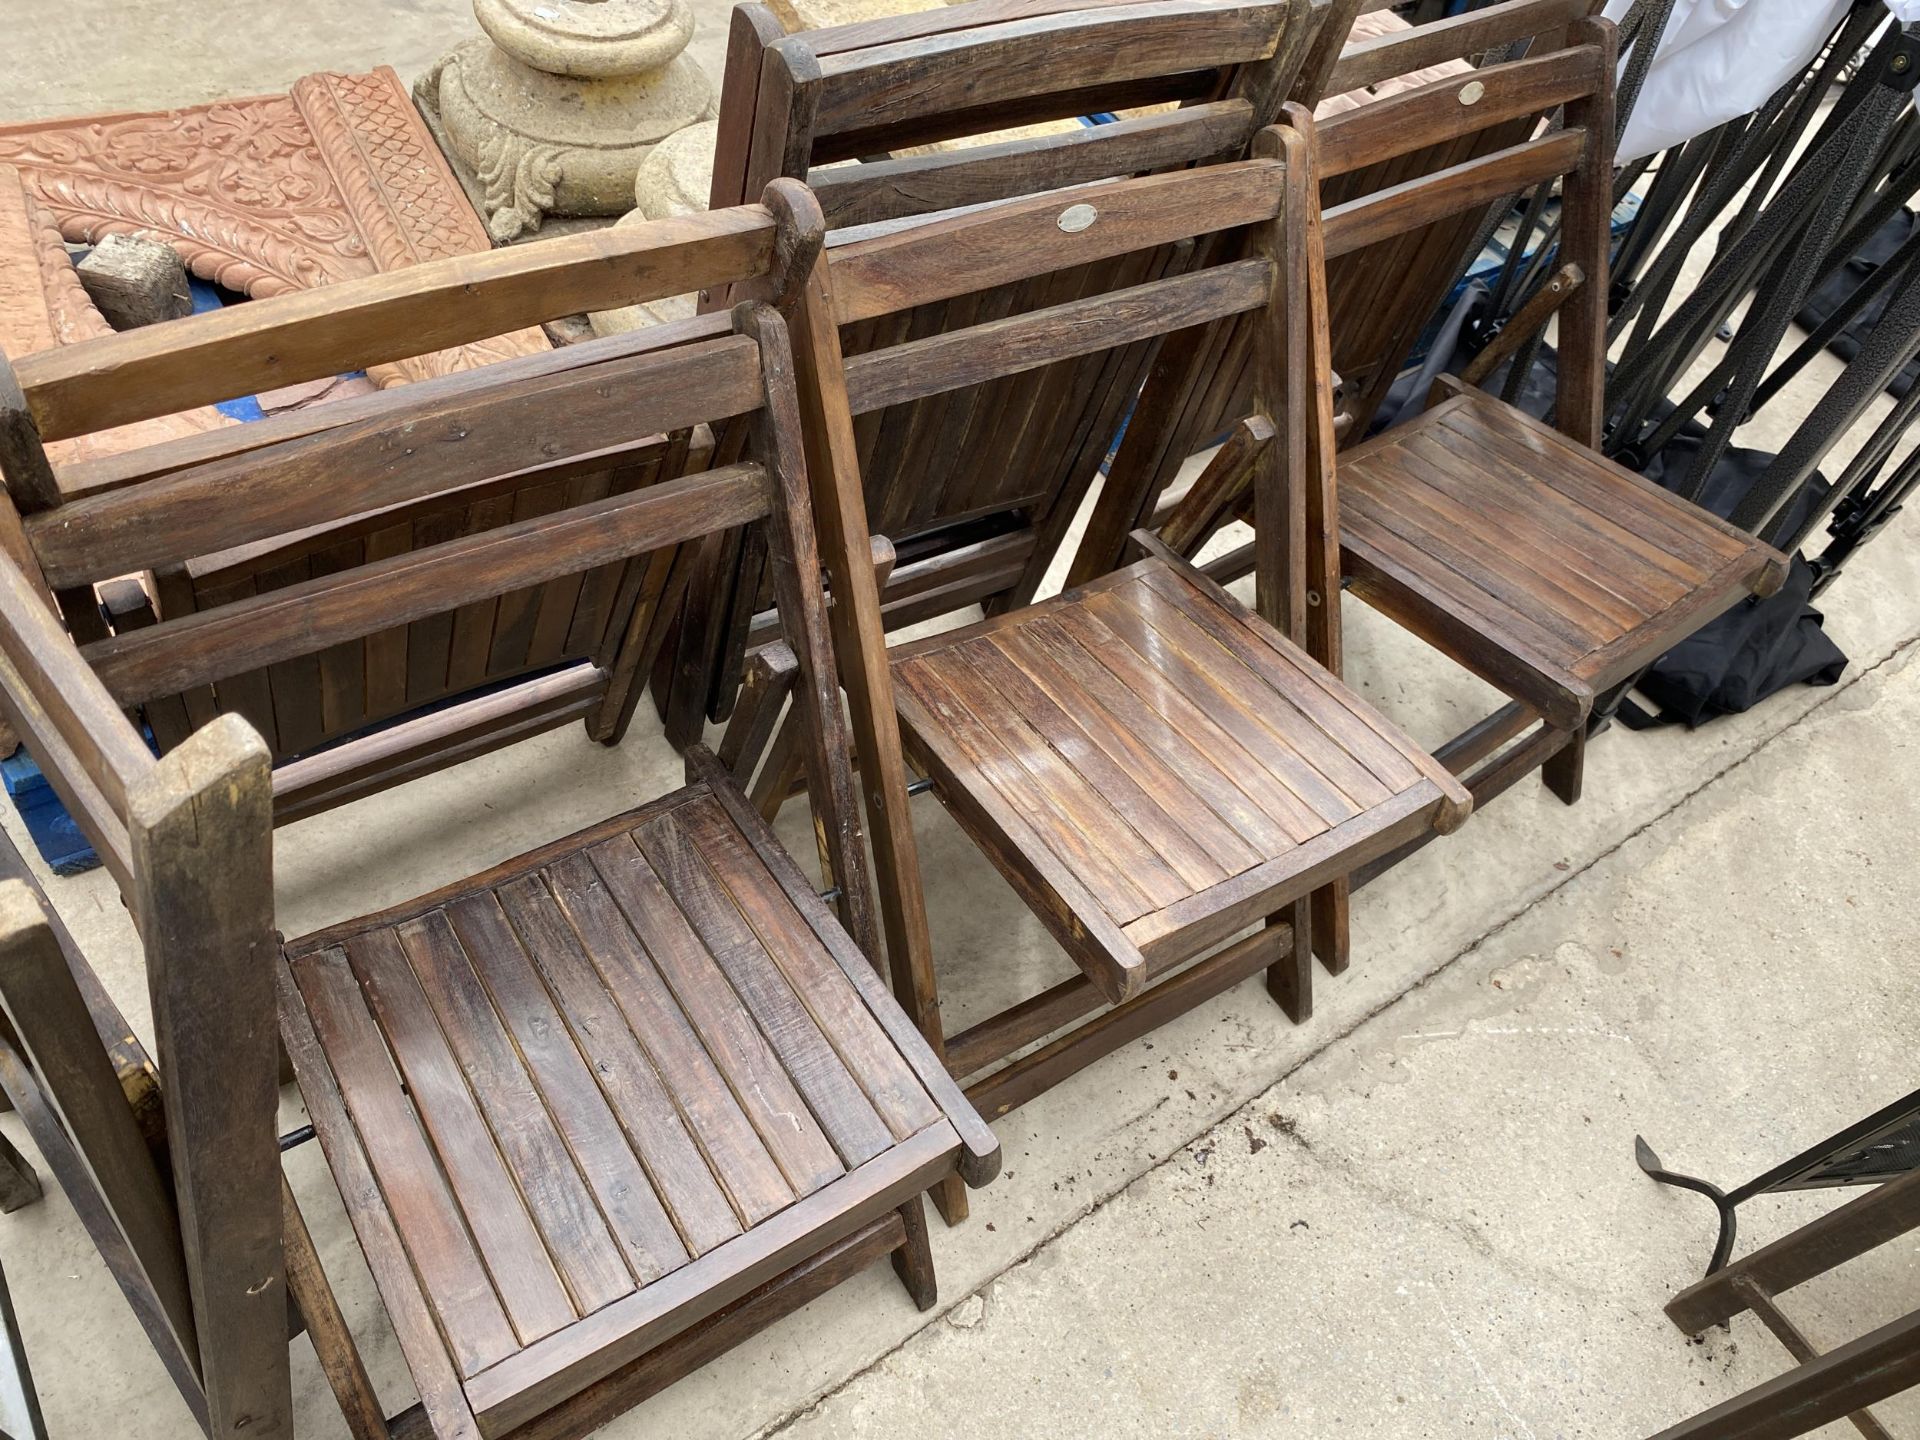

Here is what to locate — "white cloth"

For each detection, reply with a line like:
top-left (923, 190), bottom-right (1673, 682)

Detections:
top-left (1603, 0), bottom-right (1855, 162)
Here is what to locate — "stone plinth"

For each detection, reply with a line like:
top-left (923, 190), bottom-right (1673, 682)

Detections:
top-left (421, 0), bottom-right (714, 242)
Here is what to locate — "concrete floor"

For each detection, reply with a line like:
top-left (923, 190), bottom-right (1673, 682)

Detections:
top-left (4, 4), bottom-right (1920, 1438)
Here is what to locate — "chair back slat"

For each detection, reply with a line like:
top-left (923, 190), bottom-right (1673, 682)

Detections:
top-left (1315, 40), bottom-right (1602, 179)
top-left (54, 311), bottom-right (738, 504)
top-left (1323, 0), bottom-right (1590, 94)
top-left (0, 882), bottom-right (198, 1382)
top-left (845, 258), bottom-right (1273, 414)
top-left (828, 160), bottom-right (1285, 323)
top-left (1323, 128), bottom-right (1588, 258)
top-left (810, 98), bottom-right (1258, 229)
top-left (84, 460), bottom-right (773, 707)
top-left (806, 1), bottom-right (1289, 137)
top-left (12, 207), bottom-right (781, 442)
top-left (31, 334), bottom-right (765, 589)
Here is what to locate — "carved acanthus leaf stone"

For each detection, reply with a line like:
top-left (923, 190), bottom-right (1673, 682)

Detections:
top-left (0, 67), bottom-right (546, 402)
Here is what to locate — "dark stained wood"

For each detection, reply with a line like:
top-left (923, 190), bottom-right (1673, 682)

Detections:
top-left (29, 337), bottom-right (763, 588)
top-left (1339, 391), bottom-right (1787, 711)
top-left (891, 555), bottom-right (1467, 1003)
top-left (1320, 131), bottom-right (1591, 260)
top-left (282, 771), bottom-right (982, 1435)
top-left (1315, 45), bottom-right (1604, 180)
top-left (281, 963), bottom-right (485, 1440)
top-left (480, 1214), bottom-right (905, 1440)
top-left (844, 260), bottom-right (1272, 416)
top-left (83, 462), bottom-right (773, 705)
top-left (811, 100), bottom-right (1258, 229)
top-left (0, 880), bottom-right (197, 1379)
top-left (541, 849), bottom-right (794, 1229)
top-left (128, 717), bottom-right (290, 1440)
top-left (463, 1123), bottom-right (959, 1437)
top-left (827, 165), bottom-right (1284, 327)
top-left (1324, 0), bottom-right (1590, 94)
top-left (968, 921), bottom-right (1291, 1116)
top-left (0, 197), bottom-right (991, 1440)
top-left (0, 1128), bottom-right (36, 1213)
top-left (681, 0), bottom-right (1330, 738)
top-left (280, 1178), bottom-right (392, 1440)
top-left (808, 1), bottom-right (1286, 137)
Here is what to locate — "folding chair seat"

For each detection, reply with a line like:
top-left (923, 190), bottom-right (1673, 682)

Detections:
top-left (1143, 17), bottom-right (1786, 831)
top-left (0, 186), bottom-right (995, 1440)
top-left (279, 751), bottom-right (992, 1438)
top-left (666, 0), bottom-right (1335, 740)
top-left (890, 549), bottom-right (1468, 1008)
top-left (1337, 387), bottom-right (1787, 738)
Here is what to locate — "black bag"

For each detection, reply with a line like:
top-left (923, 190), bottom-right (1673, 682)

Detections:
top-left (1618, 554), bottom-right (1846, 728)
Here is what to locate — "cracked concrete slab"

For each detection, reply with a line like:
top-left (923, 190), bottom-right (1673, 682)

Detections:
top-left (770, 644), bottom-right (1920, 1440)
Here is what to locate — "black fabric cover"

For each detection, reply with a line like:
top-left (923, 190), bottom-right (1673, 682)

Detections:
top-left (1618, 552), bottom-right (1846, 728)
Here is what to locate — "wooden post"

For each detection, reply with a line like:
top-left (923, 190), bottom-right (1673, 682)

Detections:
top-left (128, 714), bottom-right (290, 1440)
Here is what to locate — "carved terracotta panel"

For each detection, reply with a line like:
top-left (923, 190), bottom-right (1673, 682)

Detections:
top-left (0, 65), bottom-right (546, 397)
top-left (0, 168), bottom-right (225, 469)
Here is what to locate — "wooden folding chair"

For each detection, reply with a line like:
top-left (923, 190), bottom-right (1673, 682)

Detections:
top-left (769, 142), bottom-right (1469, 1205)
top-left (0, 232), bottom-right (723, 825)
top-left (0, 191), bottom-right (996, 1440)
top-left (1132, 17), bottom-right (1786, 880)
top-left (657, 0), bottom-right (1334, 737)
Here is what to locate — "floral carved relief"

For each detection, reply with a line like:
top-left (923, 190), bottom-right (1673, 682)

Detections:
top-left (0, 66), bottom-right (546, 398)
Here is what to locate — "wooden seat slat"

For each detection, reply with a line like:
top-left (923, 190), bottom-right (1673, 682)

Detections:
top-left (389, 909), bottom-right (643, 1318)
top-left (339, 927), bottom-right (582, 1342)
top-left (675, 799), bottom-right (943, 1143)
top-left (292, 949), bottom-right (524, 1377)
top-left (542, 850), bottom-right (797, 1230)
top-left (584, 828), bottom-right (850, 1198)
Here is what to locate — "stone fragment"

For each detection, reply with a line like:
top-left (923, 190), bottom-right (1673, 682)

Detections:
top-left (75, 233), bottom-right (191, 330)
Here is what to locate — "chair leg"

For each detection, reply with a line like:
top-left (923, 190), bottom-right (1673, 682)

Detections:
top-left (749, 706), bottom-right (807, 823)
top-left (1542, 722), bottom-right (1585, 806)
top-left (0, 1128), bottom-right (39, 1213)
top-left (1311, 881), bottom-right (1350, 977)
top-left (931, 1172), bottom-right (970, 1227)
top-left (1265, 901), bottom-right (1312, 1024)
top-left (282, 1179), bottom-right (391, 1440)
top-left (890, 1196), bottom-right (938, 1311)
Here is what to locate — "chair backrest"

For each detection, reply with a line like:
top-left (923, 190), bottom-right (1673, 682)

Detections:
top-left (690, 0), bottom-right (1329, 690)
top-left (0, 198), bottom-right (823, 820)
top-left (0, 191), bottom-right (896, 1439)
top-left (792, 130), bottom-right (1336, 659)
top-left (1066, 0), bottom-right (1610, 587)
top-left (1316, 0), bottom-right (1611, 438)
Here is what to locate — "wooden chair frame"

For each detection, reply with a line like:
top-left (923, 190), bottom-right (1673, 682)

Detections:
top-left (737, 140), bottom-right (1468, 1234)
top-left (0, 190), bottom-right (996, 1440)
top-left (0, 202), bottom-right (803, 825)
top-left (1069, 0), bottom-right (1610, 587)
top-left (1652, 1167), bottom-right (1920, 1440)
